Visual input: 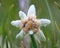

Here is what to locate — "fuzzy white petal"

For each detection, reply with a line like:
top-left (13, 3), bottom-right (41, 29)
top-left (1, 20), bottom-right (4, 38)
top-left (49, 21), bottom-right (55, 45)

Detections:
top-left (11, 20), bottom-right (21, 28)
top-left (27, 5), bottom-right (36, 16)
top-left (29, 30), bottom-right (33, 35)
top-left (34, 29), bottom-right (46, 42)
top-left (16, 30), bottom-right (25, 39)
top-left (19, 11), bottom-right (27, 19)
top-left (39, 19), bottom-right (51, 27)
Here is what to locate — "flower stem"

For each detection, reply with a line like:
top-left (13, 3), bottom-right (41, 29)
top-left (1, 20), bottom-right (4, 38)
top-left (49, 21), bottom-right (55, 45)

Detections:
top-left (30, 34), bottom-right (37, 48)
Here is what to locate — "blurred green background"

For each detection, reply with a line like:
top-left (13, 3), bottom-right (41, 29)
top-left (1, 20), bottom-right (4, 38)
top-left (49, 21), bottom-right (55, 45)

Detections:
top-left (0, 0), bottom-right (60, 48)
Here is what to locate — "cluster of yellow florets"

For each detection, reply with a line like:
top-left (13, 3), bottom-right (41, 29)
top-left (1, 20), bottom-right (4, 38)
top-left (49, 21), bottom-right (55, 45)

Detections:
top-left (20, 15), bottom-right (39, 34)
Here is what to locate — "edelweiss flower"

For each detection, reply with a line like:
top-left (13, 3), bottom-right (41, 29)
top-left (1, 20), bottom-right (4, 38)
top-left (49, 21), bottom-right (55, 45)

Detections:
top-left (11, 5), bottom-right (51, 41)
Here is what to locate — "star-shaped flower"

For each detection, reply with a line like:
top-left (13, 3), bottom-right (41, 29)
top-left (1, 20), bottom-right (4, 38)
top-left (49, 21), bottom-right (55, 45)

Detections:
top-left (11, 4), bottom-right (51, 41)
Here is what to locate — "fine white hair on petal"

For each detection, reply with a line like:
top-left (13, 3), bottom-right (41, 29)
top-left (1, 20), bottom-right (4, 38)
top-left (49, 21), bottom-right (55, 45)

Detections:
top-left (39, 19), bottom-right (51, 27)
top-left (19, 11), bottom-right (27, 19)
top-left (11, 20), bottom-right (21, 28)
top-left (16, 30), bottom-right (24, 39)
top-left (29, 30), bottom-right (33, 35)
top-left (34, 29), bottom-right (46, 42)
top-left (27, 4), bottom-right (36, 16)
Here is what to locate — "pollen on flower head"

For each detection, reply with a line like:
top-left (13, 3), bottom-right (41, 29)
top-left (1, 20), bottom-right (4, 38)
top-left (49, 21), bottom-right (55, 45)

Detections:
top-left (20, 15), bottom-right (39, 34)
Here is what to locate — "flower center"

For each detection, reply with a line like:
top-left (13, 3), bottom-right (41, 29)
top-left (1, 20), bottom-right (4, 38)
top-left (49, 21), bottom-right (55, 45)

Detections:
top-left (21, 16), bottom-right (39, 34)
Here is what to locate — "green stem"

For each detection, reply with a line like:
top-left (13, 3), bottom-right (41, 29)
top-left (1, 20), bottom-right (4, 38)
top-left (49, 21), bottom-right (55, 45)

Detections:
top-left (30, 34), bottom-right (37, 48)
top-left (6, 37), bottom-right (8, 48)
